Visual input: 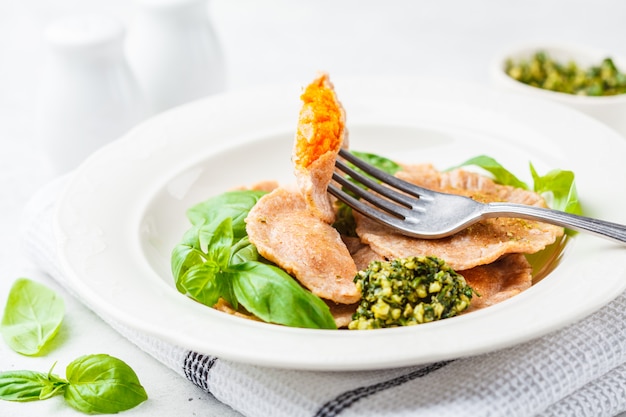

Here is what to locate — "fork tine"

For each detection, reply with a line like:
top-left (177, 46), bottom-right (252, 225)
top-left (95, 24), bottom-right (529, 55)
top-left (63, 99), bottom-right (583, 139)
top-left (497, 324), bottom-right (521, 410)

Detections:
top-left (331, 172), bottom-right (412, 219)
top-left (334, 158), bottom-right (420, 210)
top-left (337, 149), bottom-right (436, 201)
top-left (327, 184), bottom-right (417, 231)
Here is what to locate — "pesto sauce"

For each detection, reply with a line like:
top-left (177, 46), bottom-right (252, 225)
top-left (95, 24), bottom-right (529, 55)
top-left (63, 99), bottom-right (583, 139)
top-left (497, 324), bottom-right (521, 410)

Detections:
top-left (349, 256), bottom-right (474, 330)
top-left (506, 51), bottom-right (626, 96)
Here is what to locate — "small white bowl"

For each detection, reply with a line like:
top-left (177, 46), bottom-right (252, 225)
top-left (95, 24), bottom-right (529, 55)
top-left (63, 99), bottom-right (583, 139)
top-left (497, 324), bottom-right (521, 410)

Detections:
top-left (490, 43), bottom-right (626, 138)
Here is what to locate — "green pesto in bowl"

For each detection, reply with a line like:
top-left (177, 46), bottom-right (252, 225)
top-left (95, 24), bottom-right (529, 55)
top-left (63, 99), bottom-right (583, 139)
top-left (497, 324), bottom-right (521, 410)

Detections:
top-left (505, 51), bottom-right (626, 96)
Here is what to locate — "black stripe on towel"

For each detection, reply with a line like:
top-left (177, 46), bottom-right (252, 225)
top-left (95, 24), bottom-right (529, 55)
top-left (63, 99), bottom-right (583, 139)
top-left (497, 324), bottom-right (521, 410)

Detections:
top-left (313, 360), bottom-right (452, 417)
top-left (183, 351), bottom-right (218, 392)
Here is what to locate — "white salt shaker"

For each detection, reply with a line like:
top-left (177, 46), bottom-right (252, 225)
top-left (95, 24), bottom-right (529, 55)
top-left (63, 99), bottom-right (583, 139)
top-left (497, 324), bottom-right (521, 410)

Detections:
top-left (37, 14), bottom-right (149, 174)
top-left (126, 0), bottom-right (227, 113)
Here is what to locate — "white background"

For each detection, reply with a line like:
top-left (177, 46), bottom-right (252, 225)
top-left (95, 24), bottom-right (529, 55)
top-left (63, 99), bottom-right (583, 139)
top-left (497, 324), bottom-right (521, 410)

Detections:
top-left (1, 1), bottom-right (625, 416)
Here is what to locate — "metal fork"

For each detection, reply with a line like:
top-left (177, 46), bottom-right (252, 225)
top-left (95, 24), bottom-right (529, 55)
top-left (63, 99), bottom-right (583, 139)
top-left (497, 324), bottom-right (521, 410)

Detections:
top-left (327, 149), bottom-right (626, 243)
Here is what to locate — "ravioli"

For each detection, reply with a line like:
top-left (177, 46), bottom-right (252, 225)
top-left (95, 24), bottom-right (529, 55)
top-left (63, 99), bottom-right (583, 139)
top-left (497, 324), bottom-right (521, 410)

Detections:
top-left (292, 72), bottom-right (347, 224)
top-left (459, 254), bottom-right (533, 311)
top-left (245, 187), bottom-right (360, 304)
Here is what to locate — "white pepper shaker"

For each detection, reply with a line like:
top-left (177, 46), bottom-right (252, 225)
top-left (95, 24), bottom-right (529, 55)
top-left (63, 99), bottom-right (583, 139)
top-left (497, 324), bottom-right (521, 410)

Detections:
top-left (125, 0), bottom-right (227, 114)
top-left (37, 14), bottom-right (149, 174)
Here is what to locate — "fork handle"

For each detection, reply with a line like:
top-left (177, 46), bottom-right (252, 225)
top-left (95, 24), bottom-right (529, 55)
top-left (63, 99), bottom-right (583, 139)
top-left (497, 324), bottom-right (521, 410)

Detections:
top-left (484, 203), bottom-right (626, 243)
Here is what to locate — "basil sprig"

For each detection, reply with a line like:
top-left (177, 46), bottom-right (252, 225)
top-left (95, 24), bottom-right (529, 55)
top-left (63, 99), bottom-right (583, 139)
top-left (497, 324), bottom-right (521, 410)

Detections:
top-left (0, 354), bottom-right (147, 414)
top-left (1, 278), bottom-right (65, 355)
top-left (172, 190), bottom-right (337, 329)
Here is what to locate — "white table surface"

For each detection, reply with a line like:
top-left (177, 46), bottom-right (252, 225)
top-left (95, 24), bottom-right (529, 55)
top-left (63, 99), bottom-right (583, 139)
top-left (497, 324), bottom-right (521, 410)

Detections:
top-left (1, 1), bottom-right (626, 416)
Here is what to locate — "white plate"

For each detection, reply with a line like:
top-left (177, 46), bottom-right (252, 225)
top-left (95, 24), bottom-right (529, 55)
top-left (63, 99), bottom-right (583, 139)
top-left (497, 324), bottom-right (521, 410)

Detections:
top-left (54, 77), bottom-right (626, 371)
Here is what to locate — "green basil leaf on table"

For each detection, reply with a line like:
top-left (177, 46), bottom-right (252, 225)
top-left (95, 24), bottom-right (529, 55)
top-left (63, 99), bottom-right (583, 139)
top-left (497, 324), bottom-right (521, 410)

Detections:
top-left (1, 278), bottom-right (65, 355)
top-left (0, 370), bottom-right (59, 402)
top-left (0, 355), bottom-right (147, 414)
top-left (0, 364), bottom-right (69, 402)
top-left (64, 354), bottom-right (147, 414)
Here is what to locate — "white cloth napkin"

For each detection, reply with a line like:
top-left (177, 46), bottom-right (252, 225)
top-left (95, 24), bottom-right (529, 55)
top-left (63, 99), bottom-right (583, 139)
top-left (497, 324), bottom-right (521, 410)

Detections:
top-left (20, 176), bottom-right (626, 417)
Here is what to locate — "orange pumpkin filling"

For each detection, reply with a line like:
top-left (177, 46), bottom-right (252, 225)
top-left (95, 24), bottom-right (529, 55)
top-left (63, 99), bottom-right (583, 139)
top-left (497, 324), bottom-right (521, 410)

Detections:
top-left (294, 74), bottom-right (344, 168)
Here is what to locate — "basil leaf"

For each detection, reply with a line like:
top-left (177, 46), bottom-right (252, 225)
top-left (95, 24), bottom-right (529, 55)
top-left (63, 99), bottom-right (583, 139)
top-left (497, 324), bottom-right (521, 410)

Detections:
top-left (530, 163), bottom-right (582, 215)
top-left (187, 190), bottom-right (267, 238)
top-left (188, 219), bottom-right (237, 307)
top-left (230, 262), bottom-right (337, 329)
top-left (177, 262), bottom-right (227, 307)
top-left (0, 371), bottom-right (51, 402)
top-left (0, 364), bottom-right (68, 403)
top-left (171, 227), bottom-right (206, 289)
top-left (204, 218), bottom-right (234, 268)
top-left (172, 219), bottom-right (233, 290)
top-left (64, 354), bottom-right (147, 414)
top-left (1, 278), bottom-right (65, 355)
top-left (449, 155), bottom-right (529, 189)
top-left (230, 236), bottom-right (260, 264)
